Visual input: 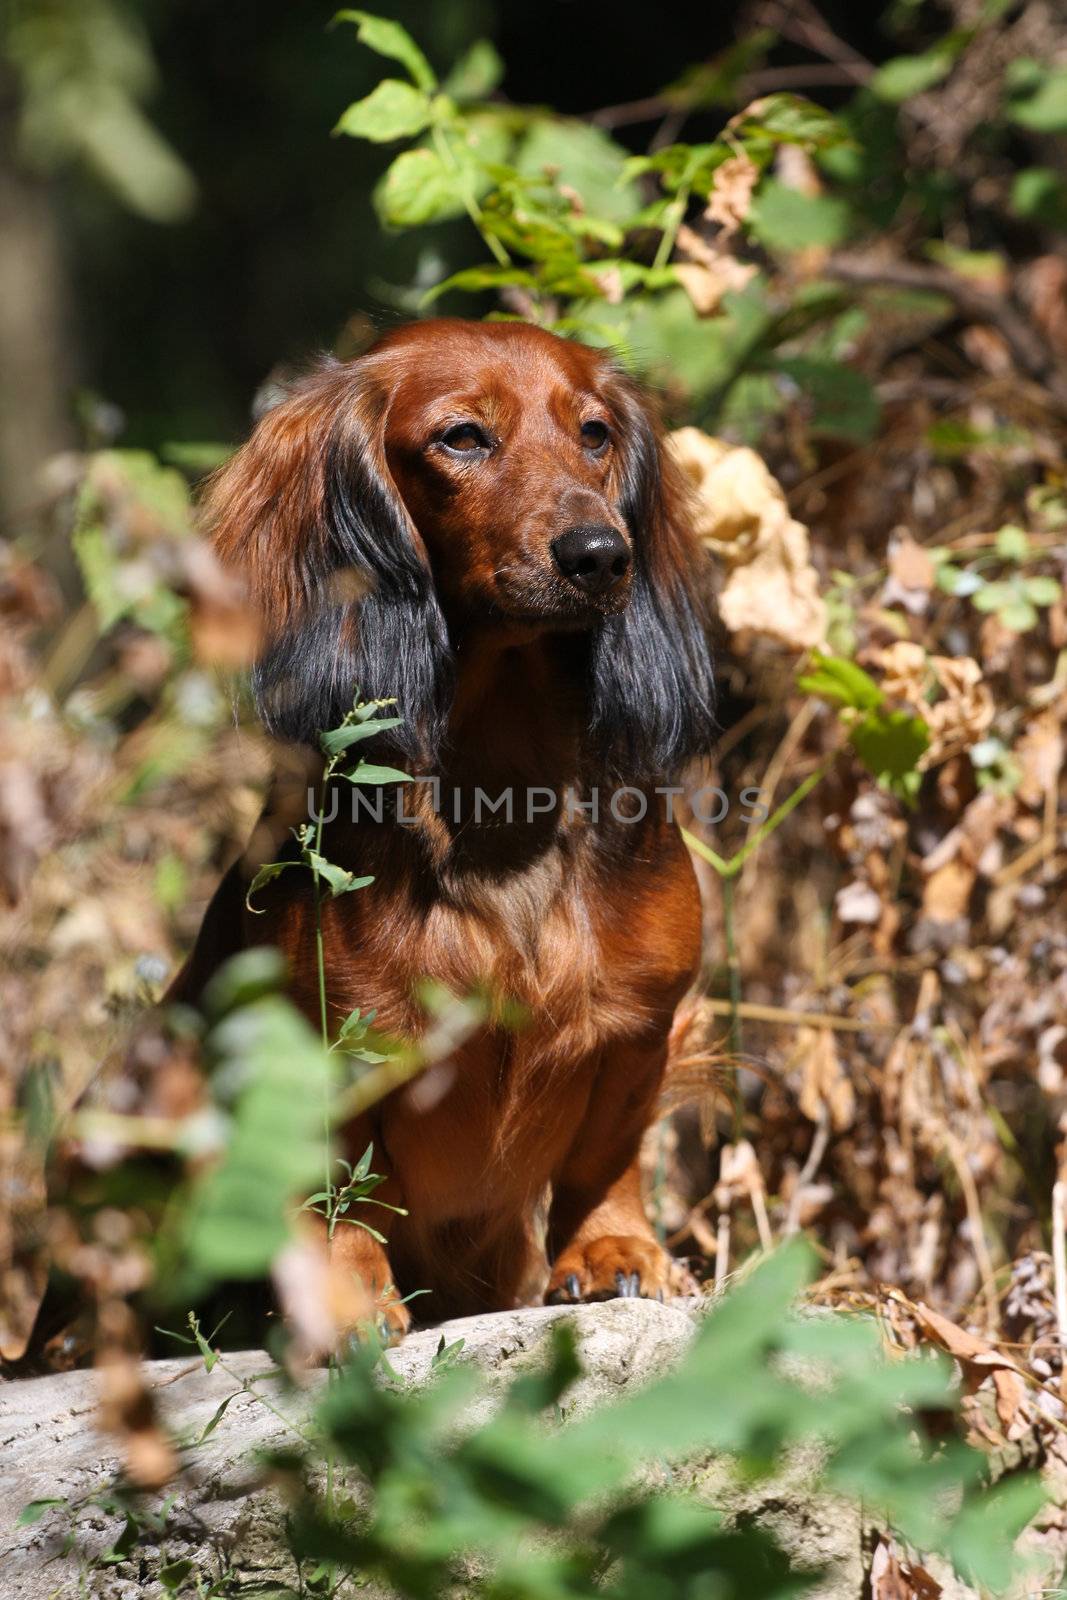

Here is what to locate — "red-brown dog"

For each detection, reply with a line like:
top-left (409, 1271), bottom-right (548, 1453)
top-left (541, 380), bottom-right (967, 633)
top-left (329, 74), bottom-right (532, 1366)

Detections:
top-left (174, 319), bottom-right (716, 1338)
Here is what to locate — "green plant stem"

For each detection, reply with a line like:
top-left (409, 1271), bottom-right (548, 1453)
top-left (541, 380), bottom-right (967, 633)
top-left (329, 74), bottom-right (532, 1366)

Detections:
top-left (652, 184), bottom-right (690, 271)
top-left (682, 757), bottom-right (837, 883)
top-left (721, 873), bottom-right (744, 1142)
top-left (312, 758), bottom-right (338, 1533)
top-left (213, 1357), bottom-right (316, 1447)
top-left (431, 122), bottom-right (511, 266)
top-left (681, 757), bottom-right (837, 1142)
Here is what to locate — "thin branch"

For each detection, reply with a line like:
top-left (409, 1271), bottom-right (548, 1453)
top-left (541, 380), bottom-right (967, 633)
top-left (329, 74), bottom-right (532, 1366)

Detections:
top-left (1053, 1180), bottom-right (1067, 1358)
top-left (587, 63), bottom-right (861, 130)
top-left (784, 1108), bottom-right (830, 1237)
top-left (823, 252), bottom-right (1067, 401)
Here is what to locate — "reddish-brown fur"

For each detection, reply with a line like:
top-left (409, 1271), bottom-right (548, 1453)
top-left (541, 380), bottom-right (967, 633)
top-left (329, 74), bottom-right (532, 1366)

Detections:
top-left (174, 320), bottom-right (713, 1339)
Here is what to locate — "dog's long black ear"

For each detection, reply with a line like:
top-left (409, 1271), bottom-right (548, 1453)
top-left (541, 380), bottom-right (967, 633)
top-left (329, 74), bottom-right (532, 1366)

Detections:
top-left (589, 373), bottom-right (717, 781)
top-left (203, 358), bottom-right (452, 765)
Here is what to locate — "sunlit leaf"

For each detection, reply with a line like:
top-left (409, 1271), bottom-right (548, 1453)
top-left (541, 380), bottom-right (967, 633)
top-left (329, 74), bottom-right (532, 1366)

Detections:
top-left (748, 180), bottom-right (850, 252)
top-left (797, 654), bottom-right (884, 710)
top-left (333, 10), bottom-right (436, 91)
top-left (376, 147), bottom-right (467, 226)
top-left (334, 79), bottom-right (432, 142)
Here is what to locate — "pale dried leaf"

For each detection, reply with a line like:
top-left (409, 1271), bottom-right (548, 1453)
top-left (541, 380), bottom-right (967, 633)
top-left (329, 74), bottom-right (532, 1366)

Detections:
top-left (668, 427), bottom-right (826, 649)
top-left (674, 258), bottom-right (757, 316)
top-left (704, 154), bottom-right (759, 234)
top-left (797, 1025), bottom-right (855, 1131)
top-left (1015, 709), bottom-right (1064, 809)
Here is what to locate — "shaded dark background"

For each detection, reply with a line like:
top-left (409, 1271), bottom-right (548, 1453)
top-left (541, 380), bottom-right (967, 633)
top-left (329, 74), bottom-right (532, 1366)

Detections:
top-left (23, 0), bottom-right (891, 456)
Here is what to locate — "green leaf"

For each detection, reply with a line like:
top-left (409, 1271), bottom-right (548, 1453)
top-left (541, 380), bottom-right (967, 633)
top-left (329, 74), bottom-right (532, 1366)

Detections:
top-left (776, 357), bottom-right (880, 442)
top-left (423, 264), bottom-right (538, 303)
top-left (189, 1312), bottom-right (221, 1371)
top-left (334, 79), bottom-right (432, 142)
top-left (1023, 574), bottom-right (1061, 605)
top-left (306, 851), bottom-right (374, 896)
top-left (344, 762), bottom-right (412, 785)
top-left (17, 1499), bottom-right (66, 1526)
top-left (160, 1559), bottom-right (195, 1595)
top-left (514, 118), bottom-right (638, 223)
top-left (1011, 166), bottom-right (1067, 229)
top-left (871, 45), bottom-right (958, 103)
top-left (333, 10), bottom-right (436, 92)
top-left (849, 708), bottom-right (930, 799)
top-left (937, 563), bottom-right (984, 597)
top-left (998, 598), bottom-right (1039, 631)
top-left (337, 1008), bottom-right (366, 1041)
top-left (161, 440), bottom-right (233, 473)
top-left (995, 524), bottom-right (1030, 561)
top-left (376, 147), bottom-right (467, 226)
top-left (195, 1395), bottom-right (235, 1443)
top-left (972, 580), bottom-right (1016, 613)
top-left (245, 858), bottom-right (299, 912)
top-left (442, 38), bottom-right (504, 102)
top-left (949, 1474), bottom-right (1046, 1591)
top-left (319, 715), bottom-right (403, 755)
top-left (734, 93), bottom-right (850, 151)
top-left (797, 654), bottom-right (884, 711)
top-left (184, 995), bottom-right (334, 1279)
top-left (1006, 59), bottom-right (1067, 132)
top-left (201, 946), bottom-right (287, 1019)
top-left (747, 179), bottom-right (850, 251)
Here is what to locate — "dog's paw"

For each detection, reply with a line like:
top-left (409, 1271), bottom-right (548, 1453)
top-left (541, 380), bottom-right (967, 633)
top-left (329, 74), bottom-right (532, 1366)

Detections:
top-left (545, 1234), bottom-right (692, 1305)
top-left (341, 1289), bottom-right (412, 1353)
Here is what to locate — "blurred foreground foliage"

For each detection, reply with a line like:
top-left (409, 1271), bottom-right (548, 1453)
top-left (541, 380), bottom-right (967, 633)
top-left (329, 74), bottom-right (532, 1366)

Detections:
top-left (3, 2), bottom-right (1067, 1595)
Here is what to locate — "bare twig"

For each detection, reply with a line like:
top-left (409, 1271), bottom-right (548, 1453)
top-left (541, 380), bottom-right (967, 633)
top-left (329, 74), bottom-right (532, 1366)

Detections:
top-left (587, 63), bottom-right (859, 129)
top-left (784, 1108), bottom-right (830, 1237)
top-left (750, 0), bottom-right (872, 83)
top-left (715, 1209), bottom-right (732, 1285)
top-left (944, 1133), bottom-right (1000, 1334)
top-left (823, 253), bottom-right (1067, 401)
top-left (694, 997), bottom-right (897, 1035)
top-left (1053, 1181), bottom-right (1067, 1358)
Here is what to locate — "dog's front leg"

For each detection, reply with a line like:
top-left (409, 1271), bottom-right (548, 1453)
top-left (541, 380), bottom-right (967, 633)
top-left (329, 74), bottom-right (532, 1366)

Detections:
top-left (544, 1040), bottom-right (692, 1305)
top-left (328, 1204), bottom-right (411, 1345)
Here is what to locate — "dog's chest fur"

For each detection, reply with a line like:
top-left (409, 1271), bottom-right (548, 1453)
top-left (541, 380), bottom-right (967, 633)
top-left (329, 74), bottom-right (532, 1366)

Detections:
top-left (319, 811), bottom-right (700, 1067)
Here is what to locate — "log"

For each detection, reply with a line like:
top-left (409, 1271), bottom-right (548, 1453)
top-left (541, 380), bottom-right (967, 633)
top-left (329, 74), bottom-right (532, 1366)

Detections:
top-left (0, 1298), bottom-right (1053, 1599)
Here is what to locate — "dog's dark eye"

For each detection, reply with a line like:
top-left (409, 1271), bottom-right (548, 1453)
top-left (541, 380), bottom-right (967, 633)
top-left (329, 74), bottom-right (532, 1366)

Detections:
top-left (581, 420), bottom-right (610, 454)
top-left (441, 423), bottom-right (492, 455)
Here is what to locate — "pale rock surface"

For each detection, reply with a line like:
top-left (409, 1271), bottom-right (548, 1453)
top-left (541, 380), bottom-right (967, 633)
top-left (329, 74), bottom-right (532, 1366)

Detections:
top-left (0, 1296), bottom-right (1051, 1599)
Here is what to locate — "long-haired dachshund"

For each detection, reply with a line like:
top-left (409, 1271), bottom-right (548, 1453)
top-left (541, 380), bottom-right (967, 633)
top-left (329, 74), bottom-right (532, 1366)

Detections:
top-left (174, 319), bottom-right (716, 1339)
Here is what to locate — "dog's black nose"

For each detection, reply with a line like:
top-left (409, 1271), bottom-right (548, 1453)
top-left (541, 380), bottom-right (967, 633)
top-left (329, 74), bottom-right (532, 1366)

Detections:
top-left (551, 524), bottom-right (631, 597)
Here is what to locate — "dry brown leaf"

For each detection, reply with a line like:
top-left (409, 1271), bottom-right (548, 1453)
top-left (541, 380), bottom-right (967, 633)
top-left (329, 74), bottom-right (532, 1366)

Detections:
top-left (593, 265), bottom-right (625, 305)
top-left (883, 530), bottom-right (936, 614)
top-left (1015, 708), bottom-right (1065, 809)
top-left (992, 1365), bottom-right (1031, 1440)
top-left (921, 858), bottom-right (975, 925)
top-left (704, 154), bottom-right (759, 234)
top-left (668, 427), bottom-right (826, 650)
top-left (870, 642), bottom-right (993, 765)
top-left (674, 258), bottom-right (758, 316)
top-left (912, 1299), bottom-right (1027, 1375)
top-left (870, 1534), bottom-right (942, 1600)
top-left (797, 1024), bottom-right (855, 1131)
top-left (96, 1301), bottom-right (177, 1489)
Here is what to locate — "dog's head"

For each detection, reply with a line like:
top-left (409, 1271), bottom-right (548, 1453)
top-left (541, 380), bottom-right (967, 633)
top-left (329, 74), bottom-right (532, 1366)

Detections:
top-left (204, 319), bottom-right (715, 778)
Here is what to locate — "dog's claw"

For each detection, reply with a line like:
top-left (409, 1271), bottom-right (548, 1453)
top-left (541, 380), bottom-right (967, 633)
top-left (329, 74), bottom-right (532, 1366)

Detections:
top-left (566, 1273), bottom-right (581, 1300)
top-left (615, 1269), bottom-right (627, 1297)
